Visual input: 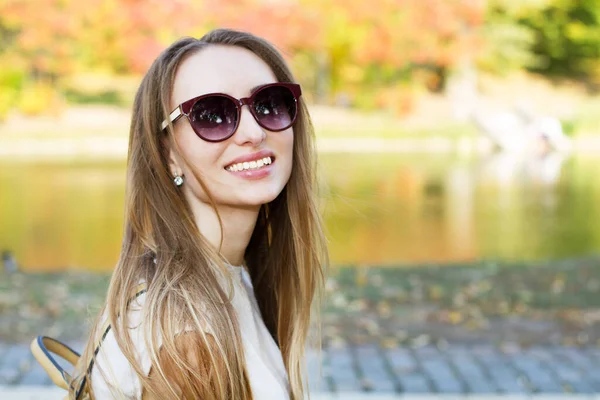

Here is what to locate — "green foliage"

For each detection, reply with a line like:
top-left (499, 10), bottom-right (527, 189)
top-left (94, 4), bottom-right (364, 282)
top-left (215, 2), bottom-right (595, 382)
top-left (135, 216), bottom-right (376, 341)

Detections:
top-left (477, 0), bottom-right (547, 73)
top-left (561, 118), bottom-right (577, 136)
top-left (63, 89), bottom-right (122, 106)
top-left (519, 0), bottom-right (600, 84)
top-left (0, 66), bottom-right (25, 120)
top-left (477, 19), bottom-right (540, 74)
top-left (0, 89), bottom-right (16, 121)
top-left (565, 97), bottom-right (600, 135)
top-left (0, 66), bottom-right (25, 90)
top-left (17, 82), bottom-right (63, 116)
top-left (60, 73), bottom-right (140, 107)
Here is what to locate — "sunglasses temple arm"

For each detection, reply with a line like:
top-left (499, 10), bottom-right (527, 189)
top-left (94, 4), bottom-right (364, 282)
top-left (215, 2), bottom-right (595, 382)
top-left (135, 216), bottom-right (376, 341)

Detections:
top-left (161, 107), bottom-right (183, 131)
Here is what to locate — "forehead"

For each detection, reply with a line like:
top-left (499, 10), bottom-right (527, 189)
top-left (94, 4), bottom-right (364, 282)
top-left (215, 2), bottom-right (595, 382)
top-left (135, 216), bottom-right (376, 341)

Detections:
top-left (171, 45), bottom-right (278, 107)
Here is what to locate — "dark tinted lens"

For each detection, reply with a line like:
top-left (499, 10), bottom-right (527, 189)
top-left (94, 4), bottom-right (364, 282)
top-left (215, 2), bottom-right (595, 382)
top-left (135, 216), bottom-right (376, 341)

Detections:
top-left (189, 96), bottom-right (238, 141)
top-left (252, 86), bottom-right (297, 131)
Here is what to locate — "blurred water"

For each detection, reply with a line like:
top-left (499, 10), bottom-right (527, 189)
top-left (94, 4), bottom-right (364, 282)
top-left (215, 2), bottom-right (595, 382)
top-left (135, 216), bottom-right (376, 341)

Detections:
top-left (1, 152), bottom-right (599, 272)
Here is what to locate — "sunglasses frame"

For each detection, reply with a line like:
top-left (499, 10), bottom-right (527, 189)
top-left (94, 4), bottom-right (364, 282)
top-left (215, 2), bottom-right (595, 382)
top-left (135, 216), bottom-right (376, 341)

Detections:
top-left (161, 82), bottom-right (302, 142)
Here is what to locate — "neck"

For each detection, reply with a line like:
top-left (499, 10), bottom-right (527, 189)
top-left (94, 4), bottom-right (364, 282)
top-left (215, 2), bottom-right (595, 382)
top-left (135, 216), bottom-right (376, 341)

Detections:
top-left (186, 197), bottom-right (260, 267)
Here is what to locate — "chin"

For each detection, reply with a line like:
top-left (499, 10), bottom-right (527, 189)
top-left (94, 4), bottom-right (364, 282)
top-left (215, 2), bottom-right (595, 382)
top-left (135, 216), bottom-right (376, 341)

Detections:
top-left (233, 185), bottom-right (284, 207)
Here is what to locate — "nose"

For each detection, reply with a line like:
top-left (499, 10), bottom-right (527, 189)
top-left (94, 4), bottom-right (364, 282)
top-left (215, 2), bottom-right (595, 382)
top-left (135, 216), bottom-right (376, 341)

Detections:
top-left (233, 105), bottom-right (266, 146)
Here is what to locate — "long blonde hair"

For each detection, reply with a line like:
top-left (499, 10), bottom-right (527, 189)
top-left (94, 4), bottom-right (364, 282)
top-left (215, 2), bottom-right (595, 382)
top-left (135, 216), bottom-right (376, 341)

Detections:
top-left (70, 29), bottom-right (328, 399)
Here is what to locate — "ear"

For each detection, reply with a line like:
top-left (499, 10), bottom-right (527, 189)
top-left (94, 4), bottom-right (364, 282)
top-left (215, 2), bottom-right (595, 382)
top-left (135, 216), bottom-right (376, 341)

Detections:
top-left (162, 135), bottom-right (183, 178)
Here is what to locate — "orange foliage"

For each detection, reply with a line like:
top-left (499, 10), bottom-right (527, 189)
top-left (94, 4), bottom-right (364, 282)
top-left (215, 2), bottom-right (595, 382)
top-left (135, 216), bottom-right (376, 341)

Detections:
top-left (0, 0), bottom-right (486, 96)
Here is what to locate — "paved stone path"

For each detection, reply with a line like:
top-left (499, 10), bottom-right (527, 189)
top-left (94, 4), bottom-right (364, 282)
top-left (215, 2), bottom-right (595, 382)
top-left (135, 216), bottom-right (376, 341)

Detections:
top-left (3, 342), bottom-right (600, 396)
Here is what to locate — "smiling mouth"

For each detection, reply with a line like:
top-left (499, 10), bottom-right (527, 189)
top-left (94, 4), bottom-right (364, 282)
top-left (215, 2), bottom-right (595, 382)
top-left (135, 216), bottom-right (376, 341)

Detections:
top-left (225, 156), bottom-right (275, 172)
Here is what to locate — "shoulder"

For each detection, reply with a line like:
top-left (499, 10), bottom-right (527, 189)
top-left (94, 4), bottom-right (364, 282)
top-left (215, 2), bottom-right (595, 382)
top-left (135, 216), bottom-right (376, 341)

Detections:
top-left (90, 283), bottom-right (216, 398)
top-left (240, 267), bottom-right (254, 289)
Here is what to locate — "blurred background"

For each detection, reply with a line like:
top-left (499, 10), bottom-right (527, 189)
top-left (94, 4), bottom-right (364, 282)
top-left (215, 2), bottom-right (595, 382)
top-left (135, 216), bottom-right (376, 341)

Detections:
top-left (1, 0), bottom-right (600, 396)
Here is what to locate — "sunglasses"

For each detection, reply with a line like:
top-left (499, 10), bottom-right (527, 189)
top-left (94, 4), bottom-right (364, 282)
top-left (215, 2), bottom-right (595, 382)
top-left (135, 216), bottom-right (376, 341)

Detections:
top-left (161, 82), bottom-right (301, 142)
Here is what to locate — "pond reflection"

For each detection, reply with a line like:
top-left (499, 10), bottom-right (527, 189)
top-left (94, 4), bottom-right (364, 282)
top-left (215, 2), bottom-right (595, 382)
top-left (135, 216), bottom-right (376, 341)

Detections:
top-left (1, 152), bottom-right (599, 272)
top-left (323, 152), bottom-right (600, 266)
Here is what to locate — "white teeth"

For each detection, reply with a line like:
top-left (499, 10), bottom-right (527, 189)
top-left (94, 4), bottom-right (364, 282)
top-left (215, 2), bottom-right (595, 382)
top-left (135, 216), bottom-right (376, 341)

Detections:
top-left (226, 157), bottom-right (272, 172)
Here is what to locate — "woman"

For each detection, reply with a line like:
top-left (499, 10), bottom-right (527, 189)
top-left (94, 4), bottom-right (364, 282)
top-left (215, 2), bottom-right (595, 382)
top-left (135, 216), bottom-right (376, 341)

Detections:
top-left (70, 28), bottom-right (328, 399)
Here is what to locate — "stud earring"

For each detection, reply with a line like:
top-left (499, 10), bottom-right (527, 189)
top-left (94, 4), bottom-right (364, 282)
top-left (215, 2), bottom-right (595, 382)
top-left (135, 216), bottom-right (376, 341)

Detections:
top-left (174, 175), bottom-right (184, 186)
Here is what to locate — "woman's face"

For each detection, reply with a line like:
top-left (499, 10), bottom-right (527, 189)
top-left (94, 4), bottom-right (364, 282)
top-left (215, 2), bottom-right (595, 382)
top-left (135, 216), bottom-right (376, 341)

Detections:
top-left (167, 45), bottom-right (294, 208)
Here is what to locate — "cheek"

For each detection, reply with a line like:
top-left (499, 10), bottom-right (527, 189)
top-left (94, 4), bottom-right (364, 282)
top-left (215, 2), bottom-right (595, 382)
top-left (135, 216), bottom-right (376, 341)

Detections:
top-left (275, 128), bottom-right (294, 151)
top-left (177, 127), bottom-right (225, 179)
top-left (280, 130), bottom-right (295, 179)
